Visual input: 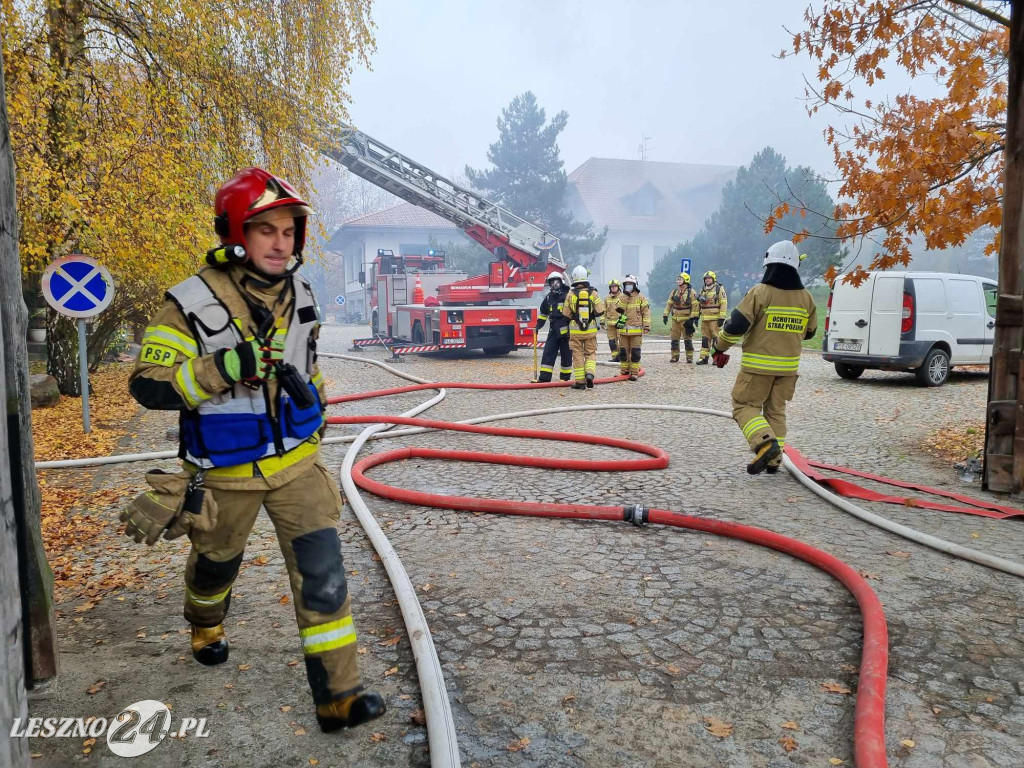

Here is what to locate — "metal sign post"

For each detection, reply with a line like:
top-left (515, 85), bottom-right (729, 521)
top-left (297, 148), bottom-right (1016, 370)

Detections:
top-left (40, 254), bottom-right (115, 434)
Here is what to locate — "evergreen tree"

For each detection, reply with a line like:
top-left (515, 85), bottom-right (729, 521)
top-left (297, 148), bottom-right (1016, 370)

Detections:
top-left (466, 92), bottom-right (605, 263)
top-left (648, 147), bottom-right (844, 304)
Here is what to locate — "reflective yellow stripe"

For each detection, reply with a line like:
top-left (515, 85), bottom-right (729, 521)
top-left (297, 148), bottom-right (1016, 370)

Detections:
top-left (767, 306), bottom-right (810, 315)
top-left (539, 365), bottom-right (554, 373)
top-left (777, 438), bottom-right (786, 448)
top-left (143, 325), bottom-right (198, 358)
top-left (569, 328), bottom-right (598, 335)
top-left (175, 359), bottom-right (209, 407)
top-left (742, 417), bottom-right (771, 440)
top-left (538, 314), bottom-right (548, 321)
top-left (311, 371), bottom-right (323, 387)
top-left (620, 328), bottom-right (644, 335)
top-left (300, 616), bottom-right (357, 655)
top-left (718, 331), bottom-right (744, 344)
top-left (193, 438), bottom-right (320, 478)
top-left (742, 353), bottom-right (800, 370)
top-left (186, 585), bottom-right (232, 607)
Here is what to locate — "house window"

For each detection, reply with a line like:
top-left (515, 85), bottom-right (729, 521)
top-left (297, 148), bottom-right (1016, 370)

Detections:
top-left (621, 245), bottom-right (639, 276)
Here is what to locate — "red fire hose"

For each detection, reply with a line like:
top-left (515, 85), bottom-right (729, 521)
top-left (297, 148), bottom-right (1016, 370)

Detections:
top-left (326, 404), bottom-right (890, 768)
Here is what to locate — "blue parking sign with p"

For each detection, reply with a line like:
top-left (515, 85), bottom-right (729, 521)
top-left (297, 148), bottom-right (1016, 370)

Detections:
top-left (680, 258), bottom-right (691, 276)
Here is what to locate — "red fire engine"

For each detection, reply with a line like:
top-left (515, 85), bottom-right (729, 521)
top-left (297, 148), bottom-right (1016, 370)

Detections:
top-left (328, 128), bottom-right (566, 355)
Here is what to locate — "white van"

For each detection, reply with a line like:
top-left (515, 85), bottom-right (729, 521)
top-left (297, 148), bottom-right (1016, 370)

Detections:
top-left (822, 271), bottom-right (997, 386)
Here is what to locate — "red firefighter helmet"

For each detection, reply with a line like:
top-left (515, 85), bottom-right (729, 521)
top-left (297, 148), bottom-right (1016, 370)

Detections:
top-left (214, 167), bottom-right (313, 256)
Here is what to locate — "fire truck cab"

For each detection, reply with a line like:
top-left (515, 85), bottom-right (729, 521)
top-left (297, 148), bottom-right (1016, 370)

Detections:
top-left (365, 249), bottom-right (537, 354)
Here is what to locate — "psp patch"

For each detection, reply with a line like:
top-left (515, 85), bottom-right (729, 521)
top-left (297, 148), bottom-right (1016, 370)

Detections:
top-left (764, 310), bottom-right (809, 334)
top-left (140, 343), bottom-right (178, 367)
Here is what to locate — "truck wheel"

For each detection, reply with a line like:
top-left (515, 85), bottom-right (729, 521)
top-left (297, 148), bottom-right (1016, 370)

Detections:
top-left (412, 322), bottom-right (424, 343)
top-left (915, 347), bottom-right (950, 387)
top-left (834, 362), bottom-right (865, 380)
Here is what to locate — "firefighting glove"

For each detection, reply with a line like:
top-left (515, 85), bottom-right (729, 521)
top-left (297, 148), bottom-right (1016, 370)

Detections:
top-left (615, 313), bottom-right (627, 330)
top-left (536, 318), bottom-right (546, 331)
top-left (219, 333), bottom-right (285, 385)
top-left (120, 494), bottom-right (176, 545)
top-left (711, 347), bottom-right (730, 368)
top-left (662, 314), bottom-right (669, 325)
top-left (717, 318), bottom-right (725, 328)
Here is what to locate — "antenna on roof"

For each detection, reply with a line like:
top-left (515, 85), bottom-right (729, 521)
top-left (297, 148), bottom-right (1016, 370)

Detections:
top-left (638, 134), bottom-right (653, 161)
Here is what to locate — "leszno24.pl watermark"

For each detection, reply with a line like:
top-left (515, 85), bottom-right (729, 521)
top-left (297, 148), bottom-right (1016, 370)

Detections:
top-left (10, 700), bottom-right (209, 758)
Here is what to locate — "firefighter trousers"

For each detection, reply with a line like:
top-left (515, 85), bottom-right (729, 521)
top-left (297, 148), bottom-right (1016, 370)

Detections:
top-left (606, 325), bottom-right (619, 358)
top-left (539, 330), bottom-right (572, 382)
top-left (669, 317), bottom-right (695, 362)
top-left (568, 333), bottom-right (598, 381)
top-left (699, 318), bottom-right (721, 360)
top-left (731, 371), bottom-right (798, 452)
top-left (182, 461), bottom-right (363, 706)
top-left (618, 333), bottom-right (642, 376)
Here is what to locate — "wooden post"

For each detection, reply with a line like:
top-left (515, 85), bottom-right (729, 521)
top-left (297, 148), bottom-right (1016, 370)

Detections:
top-left (0, 34), bottom-right (59, 681)
top-left (0, 52), bottom-right (31, 768)
top-left (986, 0), bottom-right (1024, 493)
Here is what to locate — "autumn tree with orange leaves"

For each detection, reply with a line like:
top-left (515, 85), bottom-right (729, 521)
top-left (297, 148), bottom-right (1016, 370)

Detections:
top-left (776, 0), bottom-right (1009, 282)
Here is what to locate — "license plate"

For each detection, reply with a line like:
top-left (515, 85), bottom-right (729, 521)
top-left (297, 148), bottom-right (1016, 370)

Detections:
top-left (834, 341), bottom-right (862, 352)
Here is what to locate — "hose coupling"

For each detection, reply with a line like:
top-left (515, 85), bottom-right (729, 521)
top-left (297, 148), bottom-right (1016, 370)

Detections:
top-left (623, 505), bottom-right (648, 527)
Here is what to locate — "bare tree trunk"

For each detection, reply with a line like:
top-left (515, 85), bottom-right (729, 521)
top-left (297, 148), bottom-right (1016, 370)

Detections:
top-left (986, 1), bottom-right (1024, 493)
top-left (2, 47), bottom-right (36, 768)
top-left (1, 32), bottom-right (59, 685)
top-left (43, 0), bottom-right (86, 396)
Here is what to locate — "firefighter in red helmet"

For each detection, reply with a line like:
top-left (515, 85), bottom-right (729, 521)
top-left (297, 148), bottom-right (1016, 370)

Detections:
top-left (125, 167), bottom-right (385, 732)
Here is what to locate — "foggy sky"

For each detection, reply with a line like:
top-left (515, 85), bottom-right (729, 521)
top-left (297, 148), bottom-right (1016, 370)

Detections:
top-left (346, 0), bottom-right (934, 183)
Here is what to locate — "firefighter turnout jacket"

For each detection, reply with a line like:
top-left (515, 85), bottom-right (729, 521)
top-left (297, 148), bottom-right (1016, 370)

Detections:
top-left (563, 285), bottom-right (605, 336)
top-left (615, 291), bottom-right (652, 335)
top-left (664, 284), bottom-right (699, 320)
top-left (130, 264), bottom-right (326, 488)
top-left (698, 283), bottom-right (728, 321)
top-left (714, 283), bottom-right (818, 375)
top-left (538, 286), bottom-right (570, 336)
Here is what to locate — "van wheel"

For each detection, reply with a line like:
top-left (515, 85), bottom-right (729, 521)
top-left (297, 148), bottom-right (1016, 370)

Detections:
top-left (835, 362), bottom-right (865, 380)
top-left (916, 347), bottom-right (950, 387)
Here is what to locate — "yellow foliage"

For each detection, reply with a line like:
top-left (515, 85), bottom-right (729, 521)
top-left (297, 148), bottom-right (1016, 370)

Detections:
top-left (2, 0), bottom-right (375, 298)
top-left (777, 2), bottom-right (1008, 283)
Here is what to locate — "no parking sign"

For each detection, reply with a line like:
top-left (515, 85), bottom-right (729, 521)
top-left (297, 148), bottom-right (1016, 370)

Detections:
top-left (41, 254), bottom-right (115, 433)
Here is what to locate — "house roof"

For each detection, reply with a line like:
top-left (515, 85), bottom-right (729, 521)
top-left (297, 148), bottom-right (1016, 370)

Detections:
top-left (567, 157), bottom-right (736, 233)
top-left (340, 201), bottom-right (459, 230)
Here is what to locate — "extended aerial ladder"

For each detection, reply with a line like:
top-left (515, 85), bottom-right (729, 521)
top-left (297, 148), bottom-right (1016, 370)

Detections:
top-left (325, 127), bottom-right (566, 304)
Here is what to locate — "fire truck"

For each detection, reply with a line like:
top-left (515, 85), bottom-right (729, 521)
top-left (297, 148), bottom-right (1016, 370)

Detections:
top-left (326, 128), bottom-right (566, 355)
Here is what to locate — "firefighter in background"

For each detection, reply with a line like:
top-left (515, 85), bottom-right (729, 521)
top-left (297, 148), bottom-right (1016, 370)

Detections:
top-left (562, 266), bottom-right (605, 389)
top-left (662, 272), bottom-right (699, 363)
top-left (535, 271), bottom-right (572, 382)
top-left (710, 240), bottom-right (817, 474)
top-left (614, 274), bottom-right (651, 381)
top-left (126, 168), bottom-right (385, 732)
top-left (604, 278), bottom-right (622, 361)
top-left (696, 270), bottom-right (728, 364)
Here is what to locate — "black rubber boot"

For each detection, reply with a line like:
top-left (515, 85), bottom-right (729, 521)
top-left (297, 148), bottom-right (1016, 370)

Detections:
top-left (696, 358), bottom-right (709, 366)
top-left (572, 381), bottom-right (586, 390)
top-left (585, 373), bottom-right (595, 388)
top-left (317, 691), bottom-right (387, 733)
top-left (747, 439), bottom-right (782, 476)
top-left (191, 624), bottom-right (229, 667)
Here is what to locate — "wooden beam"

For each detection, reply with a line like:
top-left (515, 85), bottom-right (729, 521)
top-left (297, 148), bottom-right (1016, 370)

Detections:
top-left (986, 0), bottom-right (1024, 493)
top-left (0, 51), bottom-right (29, 768)
top-left (0, 36), bottom-right (58, 683)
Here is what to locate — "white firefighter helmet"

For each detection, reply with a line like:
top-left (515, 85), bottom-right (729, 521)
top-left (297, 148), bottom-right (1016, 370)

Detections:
top-left (764, 240), bottom-right (802, 270)
top-left (623, 274), bottom-right (638, 291)
top-left (545, 271), bottom-right (564, 287)
top-left (570, 265), bottom-right (589, 284)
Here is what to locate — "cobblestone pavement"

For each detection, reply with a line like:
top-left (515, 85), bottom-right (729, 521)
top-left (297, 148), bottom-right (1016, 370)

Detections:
top-left (28, 324), bottom-right (1024, 768)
